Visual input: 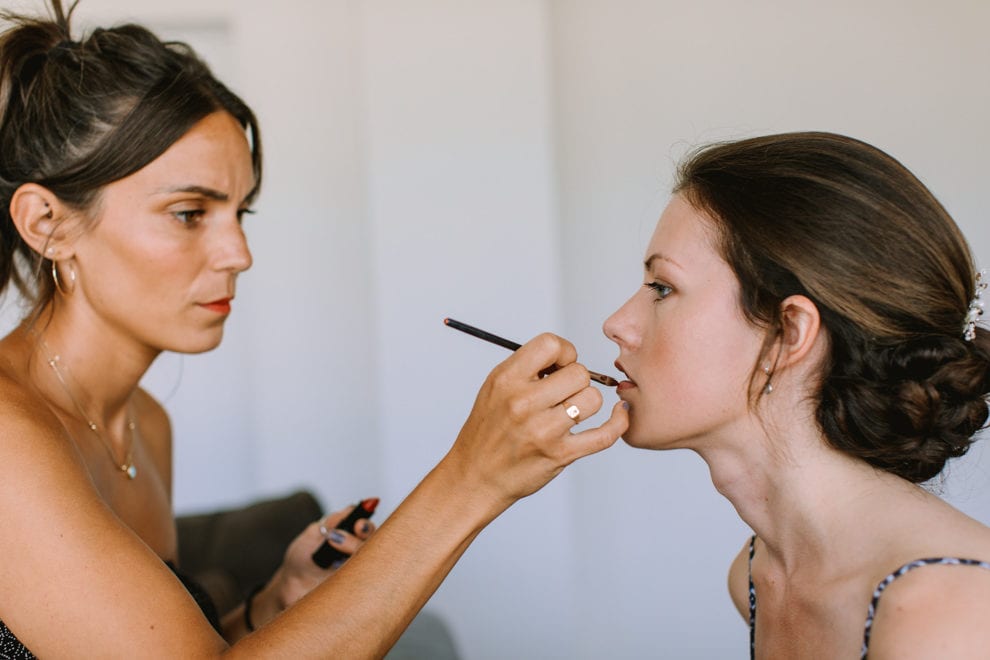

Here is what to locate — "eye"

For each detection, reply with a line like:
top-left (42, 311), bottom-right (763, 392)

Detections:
top-left (643, 281), bottom-right (673, 302)
top-left (237, 208), bottom-right (256, 224)
top-left (172, 209), bottom-right (205, 225)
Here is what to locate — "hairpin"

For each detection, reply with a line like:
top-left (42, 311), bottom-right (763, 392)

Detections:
top-left (963, 270), bottom-right (986, 342)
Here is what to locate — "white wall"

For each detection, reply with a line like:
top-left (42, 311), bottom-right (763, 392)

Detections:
top-left (5, 1), bottom-right (988, 658)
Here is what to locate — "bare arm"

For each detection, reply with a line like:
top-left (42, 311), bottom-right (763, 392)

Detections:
top-left (0, 333), bottom-right (627, 658)
top-left (228, 333), bottom-right (629, 658)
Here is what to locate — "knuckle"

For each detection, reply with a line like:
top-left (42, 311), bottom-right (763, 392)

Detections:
top-left (534, 332), bottom-right (561, 354)
top-left (489, 365), bottom-right (512, 390)
top-left (506, 392), bottom-right (533, 421)
top-left (572, 363), bottom-right (591, 382)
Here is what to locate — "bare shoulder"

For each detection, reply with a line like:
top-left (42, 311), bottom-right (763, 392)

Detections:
top-left (867, 558), bottom-right (990, 659)
top-left (0, 367), bottom-right (78, 473)
top-left (0, 374), bottom-right (220, 655)
top-left (727, 534), bottom-right (753, 620)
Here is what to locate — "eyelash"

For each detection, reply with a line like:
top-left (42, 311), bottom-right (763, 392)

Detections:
top-left (172, 208), bottom-right (256, 225)
top-left (173, 209), bottom-right (205, 225)
top-left (644, 281), bottom-right (673, 302)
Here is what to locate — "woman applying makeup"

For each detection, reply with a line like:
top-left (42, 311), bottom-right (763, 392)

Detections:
top-left (0, 2), bottom-right (627, 656)
top-left (604, 132), bottom-right (990, 658)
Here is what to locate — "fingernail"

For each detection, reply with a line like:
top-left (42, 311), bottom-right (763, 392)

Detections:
top-left (329, 531), bottom-right (345, 544)
top-left (621, 401), bottom-right (630, 410)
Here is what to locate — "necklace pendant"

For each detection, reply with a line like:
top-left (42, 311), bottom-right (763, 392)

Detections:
top-left (124, 464), bottom-right (137, 480)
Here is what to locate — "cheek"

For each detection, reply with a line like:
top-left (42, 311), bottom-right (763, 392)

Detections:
top-left (88, 244), bottom-right (187, 308)
top-left (626, 312), bottom-right (755, 433)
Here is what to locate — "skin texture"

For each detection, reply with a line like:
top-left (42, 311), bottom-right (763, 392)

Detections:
top-left (604, 195), bottom-right (990, 658)
top-left (0, 109), bottom-right (630, 657)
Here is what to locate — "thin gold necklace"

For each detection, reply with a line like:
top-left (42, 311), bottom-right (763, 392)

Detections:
top-left (36, 337), bottom-right (138, 480)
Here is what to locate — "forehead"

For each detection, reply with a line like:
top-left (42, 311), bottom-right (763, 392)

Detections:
top-left (645, 194), bottom-right (723, 270)
top-left (111, 111), bottom-right (255, 199)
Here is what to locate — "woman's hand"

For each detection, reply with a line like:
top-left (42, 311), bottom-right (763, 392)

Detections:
top-left (444, 332), bottom-right (629, 513)
top-left (277, 505), bottom-right (377, 606)
top-left (227, 504), bottom-right (376, 637)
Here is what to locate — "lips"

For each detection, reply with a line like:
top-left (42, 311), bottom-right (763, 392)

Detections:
top-left (615, 361), bottom-right (635, 383)
top-left (199, 297), bottom-right (232, 314)
top-left (615, 360), bottom-right (636, 397)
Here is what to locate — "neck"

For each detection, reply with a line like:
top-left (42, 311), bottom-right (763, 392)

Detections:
top-left (27, 303), bottom-right (159, 427)
top-left (696, 411), bottom-right (919, 577)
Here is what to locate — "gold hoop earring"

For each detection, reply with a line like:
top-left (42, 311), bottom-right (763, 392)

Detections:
top-left (52, 259), bottom-right (75, 296)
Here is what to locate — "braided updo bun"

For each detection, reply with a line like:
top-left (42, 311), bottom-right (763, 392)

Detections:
top-left (675, 132), bottom-right (989, 483)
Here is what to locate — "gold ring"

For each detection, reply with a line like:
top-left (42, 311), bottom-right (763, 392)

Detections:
top-left (565, 404), bottom-right (580, 422)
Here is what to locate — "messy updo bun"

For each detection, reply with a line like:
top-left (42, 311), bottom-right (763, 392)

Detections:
top-left (675, 132), bottom-right (990, 482)
top-left (0, 0), bottom-right (261, 313)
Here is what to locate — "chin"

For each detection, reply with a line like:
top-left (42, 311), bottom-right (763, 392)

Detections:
top-left (167, 329), bottom-right (226, 355)
top-left (620, 418), bottom-right (680, 451)
top-left (619, 424), bottom-right (653, 450)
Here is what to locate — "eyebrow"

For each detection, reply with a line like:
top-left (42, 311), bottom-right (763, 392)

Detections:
top-left (644, 253), bottom-right (684, 272)
top-left (158, 185), bottom-right (229, 201)
top-left (158, 184), bottom-right (258, 206)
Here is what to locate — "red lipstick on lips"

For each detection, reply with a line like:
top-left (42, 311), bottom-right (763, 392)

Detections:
top-left (615, 361), bottom-right (637, 392)
top-left (200, 298), bottom-right (232, 315)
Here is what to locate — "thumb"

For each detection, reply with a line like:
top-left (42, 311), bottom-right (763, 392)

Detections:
top-left (565, 401), bottom-right (628, 463)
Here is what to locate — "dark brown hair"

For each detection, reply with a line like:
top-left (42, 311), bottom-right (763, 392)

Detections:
top-left (675, 131), bottom-right (990, 482)
top-left (0, 0), bottom-right (262, 314)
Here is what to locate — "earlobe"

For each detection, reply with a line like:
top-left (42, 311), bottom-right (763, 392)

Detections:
top-left (9, 183), bottom-right (71, 258)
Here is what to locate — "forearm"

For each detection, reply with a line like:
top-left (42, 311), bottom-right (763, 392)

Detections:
top-left (225, 455), bottom-right (500, 658)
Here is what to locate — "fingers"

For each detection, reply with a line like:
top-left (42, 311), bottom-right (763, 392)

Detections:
top-left (321, 504), bottom-right (377, 536)
top-left (319, 507), bottom-right (350, 530)
top-left (354, 519), bottom-right (376, 539)
top-left (502, 333), bottom-right (579, 384)
top-left (490, 333), bottom-right (614, 438)
top-left (317, 525), bottom-right (364, 557)
top-left (558, 384), bottom-right (604, 426)
top-left (451, 331), bottom-right (623, 503)
top-left (494, 333), bottom-right (613, 416)
top-left (565, 401), bottom-right (629, 462)
top-left (313, 504), bottom-right (377, 564)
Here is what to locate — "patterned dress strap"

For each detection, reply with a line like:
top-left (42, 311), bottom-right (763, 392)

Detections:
top-left (748, 534), bottom-right (757, 660)
top-left (861, 556), bottom-right (990, 658)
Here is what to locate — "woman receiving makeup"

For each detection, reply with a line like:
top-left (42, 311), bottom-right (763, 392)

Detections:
top-left (0, 2), bottom-right (627, 656)
top-left (604, 132), bottom-right (990, 658)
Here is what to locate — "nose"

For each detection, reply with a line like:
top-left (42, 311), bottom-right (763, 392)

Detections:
top-left (212, 217), bottom-right (253, 274)
top-left (603, 292), bottom-right (640, 350)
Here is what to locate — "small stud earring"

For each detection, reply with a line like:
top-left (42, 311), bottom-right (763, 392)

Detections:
top-left (762, 365), bottom-right (773, 395)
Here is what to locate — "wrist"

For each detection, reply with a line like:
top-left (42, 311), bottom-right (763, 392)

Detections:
top-left (429, 452), bottom-right (513, 526)
top-left (243, 582), bottom-right (265, 632)
top-left (244, 574), bottom-right (288, 632)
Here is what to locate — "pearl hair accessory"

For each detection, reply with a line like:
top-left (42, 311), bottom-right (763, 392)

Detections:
top-left (964, 270), bottom-right (987, 342)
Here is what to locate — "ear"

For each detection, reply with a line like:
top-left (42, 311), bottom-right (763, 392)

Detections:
top-left (773, 294), bottom-right (822, 369)
top-left (9, 183), bottom-right (74, 259)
